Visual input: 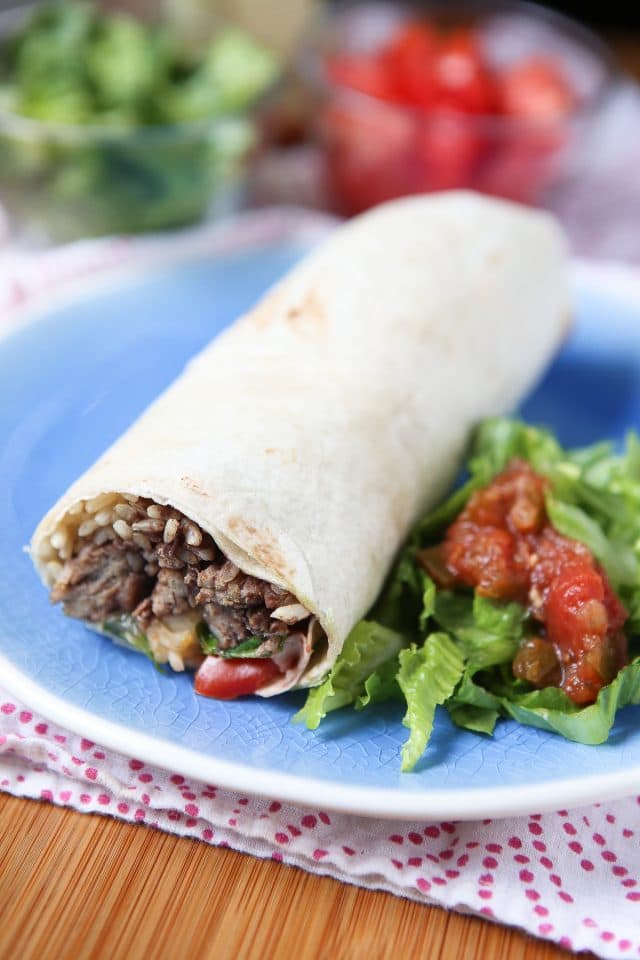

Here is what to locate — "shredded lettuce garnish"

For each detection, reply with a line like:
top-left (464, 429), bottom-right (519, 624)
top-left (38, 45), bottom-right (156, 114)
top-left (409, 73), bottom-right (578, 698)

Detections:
top-left (297, 418), bottom-right (640, 771)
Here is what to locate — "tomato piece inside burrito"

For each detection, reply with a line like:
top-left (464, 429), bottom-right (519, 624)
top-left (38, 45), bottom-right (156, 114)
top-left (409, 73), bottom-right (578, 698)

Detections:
top-left (30, 192), bottom-right (570, 699)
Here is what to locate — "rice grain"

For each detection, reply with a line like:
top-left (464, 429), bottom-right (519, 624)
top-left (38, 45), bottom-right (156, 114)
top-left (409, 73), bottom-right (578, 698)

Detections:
top-left (78, 519), bottom-right (97, 538)
top-left (184, 522), bottom-right (202, 547)
top-left (132, 532), bottom-right (152, 552)
top-left (114, 503), bottom-right (136, 522)
top-left (113, 520), bottom-right (132, 541)
top-left (163, 518), bottom-right (179, 543)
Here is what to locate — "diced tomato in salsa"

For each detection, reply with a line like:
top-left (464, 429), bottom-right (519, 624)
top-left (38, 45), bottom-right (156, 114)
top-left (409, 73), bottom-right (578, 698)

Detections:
top-left (422, 460), bottom-right (628, 705)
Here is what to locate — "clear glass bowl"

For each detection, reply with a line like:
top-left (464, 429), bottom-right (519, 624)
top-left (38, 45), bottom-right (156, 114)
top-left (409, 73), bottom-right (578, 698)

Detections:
top-left (299, 0), bottom-right (618, 215)
top-left (0, 8), bottom-right (263, 243)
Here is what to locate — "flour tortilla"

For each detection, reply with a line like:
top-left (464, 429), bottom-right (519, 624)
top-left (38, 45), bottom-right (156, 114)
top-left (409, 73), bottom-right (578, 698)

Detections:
top-left (31, 191), bottom-right (570, 694)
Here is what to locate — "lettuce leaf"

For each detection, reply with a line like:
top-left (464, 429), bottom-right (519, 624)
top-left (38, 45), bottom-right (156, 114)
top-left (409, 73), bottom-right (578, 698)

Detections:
top-left (356, 657), bottom-right (402, 709)
top-left (294, 621), bottom-right (405, 729)
top-left (397, 633), bottom-right (465, 772)
top-left (434, 592), bottom-right (525, 669)
top-left (496, 657), bottom-right (640, 743)
top-left (372, 548), bottom-right (425, 636)
top-left (447, 702), bottom-right (499, 736)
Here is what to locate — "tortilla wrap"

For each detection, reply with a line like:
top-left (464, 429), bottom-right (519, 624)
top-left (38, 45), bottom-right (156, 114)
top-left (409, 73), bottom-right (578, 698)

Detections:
top-left (31, 191), bottom-right (570, 695)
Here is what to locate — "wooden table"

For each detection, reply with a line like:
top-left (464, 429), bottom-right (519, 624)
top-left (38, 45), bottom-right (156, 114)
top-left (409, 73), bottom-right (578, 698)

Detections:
top-left (0, 790), bottom-right (592, 960)
top-left (4, 29), bottom-right (639, 960)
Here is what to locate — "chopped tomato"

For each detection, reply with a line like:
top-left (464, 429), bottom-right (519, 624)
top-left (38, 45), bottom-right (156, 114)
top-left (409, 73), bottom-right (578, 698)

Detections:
top-left (433, 29), bottom-right (497, 114)
top-left (326, 54), bottom-right (400, 102)
top-left (445, 522), bottom-right (529, 601)
top-left (444, 460), bottom-right (548, 600)
top-left (384, 21), bottom-right (438, 65)
top-left (384, 22), bottom-right (439, 107)
top-left (440, 459), bottom-right (628, 705)
top-left (195, 656), bottom-right (282, 700)
top-left (499, 57), bottom-right (576, 121)
top-left (545, 563), bottom-right (627, 703)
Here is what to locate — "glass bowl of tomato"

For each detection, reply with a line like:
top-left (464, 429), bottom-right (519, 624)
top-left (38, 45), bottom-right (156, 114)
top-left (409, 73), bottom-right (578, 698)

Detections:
top-left (299, 0), bottom-right (617, 214)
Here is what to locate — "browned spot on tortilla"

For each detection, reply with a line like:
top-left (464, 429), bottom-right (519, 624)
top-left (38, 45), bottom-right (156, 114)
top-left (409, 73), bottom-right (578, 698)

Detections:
top-left (264, 447), bottom-right (297, 463)
top-left (227, 516), bottom-right (256, 536)
top-left (181, 476), bottom-right (211, 498)
top-left (227, 516), bottom-right (293, 579)
top-left (244, 288), bottom-right (287, 331)
top-left (243, 286), bottom-right (326, 338)
top-left (285, 290), bottom-right (326, 334)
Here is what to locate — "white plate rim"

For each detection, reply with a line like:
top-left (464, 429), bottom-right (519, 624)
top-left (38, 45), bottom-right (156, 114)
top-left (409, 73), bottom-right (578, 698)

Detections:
top-left (2, 251), bottom-right (640, 821)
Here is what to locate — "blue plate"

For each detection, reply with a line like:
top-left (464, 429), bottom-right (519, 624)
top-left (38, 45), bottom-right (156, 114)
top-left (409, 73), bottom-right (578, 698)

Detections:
top-left (1, 245), bottom-right (640, 820)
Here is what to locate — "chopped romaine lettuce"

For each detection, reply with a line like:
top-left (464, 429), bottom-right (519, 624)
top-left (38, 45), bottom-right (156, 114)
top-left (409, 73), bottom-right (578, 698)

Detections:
top-left (294, 621), bottom-right (406, 729)
top-left (397, 633), bottom-right (465, 771)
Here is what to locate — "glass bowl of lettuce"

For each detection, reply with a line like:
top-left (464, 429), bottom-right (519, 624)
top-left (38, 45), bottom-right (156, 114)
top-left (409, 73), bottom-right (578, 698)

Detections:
top-left (0, 1), bottom-right (279, 242)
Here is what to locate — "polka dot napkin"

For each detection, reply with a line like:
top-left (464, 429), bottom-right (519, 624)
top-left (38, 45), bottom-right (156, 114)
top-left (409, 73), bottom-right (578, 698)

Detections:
top-left (1, 687), bottom-right (639, 958)
top-left (0, 208), bottom-right (639, 959)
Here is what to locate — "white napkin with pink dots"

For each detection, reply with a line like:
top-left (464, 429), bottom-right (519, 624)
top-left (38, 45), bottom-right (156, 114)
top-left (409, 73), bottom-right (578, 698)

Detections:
top-left (1, 207), bottom-right (640, 959)
top-left (1, 687), bottom-right (639, 958)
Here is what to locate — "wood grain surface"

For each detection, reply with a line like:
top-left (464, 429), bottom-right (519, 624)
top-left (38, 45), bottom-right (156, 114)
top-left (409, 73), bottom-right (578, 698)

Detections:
top-left (0, 792), bottom-right (594, 960)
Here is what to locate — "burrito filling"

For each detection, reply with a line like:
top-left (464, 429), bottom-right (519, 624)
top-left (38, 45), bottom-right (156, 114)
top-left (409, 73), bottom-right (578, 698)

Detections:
top-left (43, 494), bottom-right (313, 697)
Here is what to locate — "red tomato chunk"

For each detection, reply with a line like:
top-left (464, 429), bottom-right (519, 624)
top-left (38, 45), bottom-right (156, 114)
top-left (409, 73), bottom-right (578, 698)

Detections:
top-left (434, 460), bottom-right (628, 705)
top-left (195, 656), bottom-right (283, 700)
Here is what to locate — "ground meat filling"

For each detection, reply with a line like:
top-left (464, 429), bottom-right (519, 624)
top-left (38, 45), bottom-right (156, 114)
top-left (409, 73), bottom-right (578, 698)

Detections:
top-left (50, 540), bottom-right (151, 621)
top-left (49, 497), bottom-right (308, 652)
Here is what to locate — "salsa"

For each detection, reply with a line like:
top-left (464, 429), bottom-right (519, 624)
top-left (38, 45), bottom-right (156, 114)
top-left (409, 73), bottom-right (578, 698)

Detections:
top-left (421, 459), bottom-right (628, 705)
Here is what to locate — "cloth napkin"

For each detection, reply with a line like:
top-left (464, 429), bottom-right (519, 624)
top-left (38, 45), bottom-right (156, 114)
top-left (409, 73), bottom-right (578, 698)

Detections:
top-left (1, 685), bottom-right (639, 958)
top-left (1, 196), bottom-right (640, 958)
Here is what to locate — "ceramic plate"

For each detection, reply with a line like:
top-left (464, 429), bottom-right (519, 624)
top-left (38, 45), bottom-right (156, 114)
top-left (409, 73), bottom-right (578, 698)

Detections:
top-left (2, 243), bottom-right (640, 820)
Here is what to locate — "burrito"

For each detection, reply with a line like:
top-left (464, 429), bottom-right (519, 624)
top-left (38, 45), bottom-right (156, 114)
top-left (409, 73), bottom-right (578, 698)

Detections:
top-left (30, 192), bottom-right (570, 699)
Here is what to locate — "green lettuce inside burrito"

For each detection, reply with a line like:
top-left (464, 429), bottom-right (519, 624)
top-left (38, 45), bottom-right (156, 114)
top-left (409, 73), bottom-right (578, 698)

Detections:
top-left (30, 191), bottom-right (570, 701)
